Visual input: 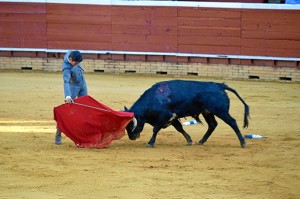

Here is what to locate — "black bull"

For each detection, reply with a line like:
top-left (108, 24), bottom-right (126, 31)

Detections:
top-left (125, 80), bottom-right (250, 148)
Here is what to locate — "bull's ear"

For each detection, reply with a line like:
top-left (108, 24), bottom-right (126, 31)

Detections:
top-left (124, 106), bottom-right (128, 111)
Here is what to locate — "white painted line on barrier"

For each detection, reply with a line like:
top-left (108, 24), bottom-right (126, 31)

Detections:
top-left (0, 0), bottom-right (299, 10)
top-left (1, 48), bottom-right (299, 61)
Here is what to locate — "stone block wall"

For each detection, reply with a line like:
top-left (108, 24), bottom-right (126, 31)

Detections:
top-left (1, 56), bottom-right (299, 82)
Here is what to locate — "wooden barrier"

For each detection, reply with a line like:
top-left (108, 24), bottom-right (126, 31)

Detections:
top-left (1, 1), bottom-right (299, 59)
top-left (0, 1), bottom-right (299, 81)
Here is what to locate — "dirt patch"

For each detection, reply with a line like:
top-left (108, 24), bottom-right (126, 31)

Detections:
top-left (0, 72), bottom-right (299, 199)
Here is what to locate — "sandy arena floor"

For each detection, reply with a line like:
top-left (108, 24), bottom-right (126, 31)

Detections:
top-left (0, 71), bottom-right (299, 199)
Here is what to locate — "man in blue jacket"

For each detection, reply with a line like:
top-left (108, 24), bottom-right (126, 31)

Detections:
top-left (55, 50), bottom-right (88, 145)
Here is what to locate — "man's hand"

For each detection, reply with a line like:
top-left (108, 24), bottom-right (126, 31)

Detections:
top-left (65, 96), bottom-right (74, 103)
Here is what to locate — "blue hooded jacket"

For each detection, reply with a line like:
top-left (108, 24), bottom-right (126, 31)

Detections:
top-left (62, 51), bottom-right (87, 98)
top-left (285, 0), bottom-right (300, 3)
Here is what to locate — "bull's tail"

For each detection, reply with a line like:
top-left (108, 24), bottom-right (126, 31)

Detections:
top-left (221, 83), bottom-right (250, 128)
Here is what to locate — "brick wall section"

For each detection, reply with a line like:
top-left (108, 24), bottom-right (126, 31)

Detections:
top-left (0, 56), bottom-right (299, 82)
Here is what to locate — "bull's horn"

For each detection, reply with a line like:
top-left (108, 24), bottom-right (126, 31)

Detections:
top-left (131, 117), bottom-right (137, 132)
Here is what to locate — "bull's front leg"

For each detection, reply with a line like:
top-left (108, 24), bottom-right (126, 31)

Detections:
top-left (172, 120), bottom-right (193, 146)
top-left (147, 126), bottom-right (161, 148)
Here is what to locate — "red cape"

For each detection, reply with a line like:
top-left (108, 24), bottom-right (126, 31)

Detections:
top-left (54, 95), bottom-right (134, 148)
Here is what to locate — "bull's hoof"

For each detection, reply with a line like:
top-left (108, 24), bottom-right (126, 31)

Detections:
top-left (241, 142), bottom-right (247, 148)
top-left (146, 144), bottom-right (155, 148)
top-left (186, 142), bottom-right (193, 146)
top-left (198, 140), bottom-right (205, 145)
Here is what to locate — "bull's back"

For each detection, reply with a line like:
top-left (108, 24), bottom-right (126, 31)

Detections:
top-left (167, 80), bottom-right (222, 92)
top-left (132, 80), bottom-right (225, 109)
top-left (131, 80), bottom-right (229, 119)
top-left (165, 80), bottom-right (229, 115)
top-left (155, 80), bottom-right (226, 104)
top-left (157, 80), bottom-right (223, 100)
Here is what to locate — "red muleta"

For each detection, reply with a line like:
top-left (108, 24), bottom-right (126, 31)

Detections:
top-left (54, 95), bottom-right (134, 148)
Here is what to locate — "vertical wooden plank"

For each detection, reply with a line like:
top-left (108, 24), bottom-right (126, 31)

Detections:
top-left (241, 9), bottom-right (300, 58)
top-left (46, 3), bottom-right (112, 50)
top-left (0, 2), bottom-right (46, 48)
top-left (178, 7), bottom-right (241, 55)
top-left (111, 6), bottom-right (178, 52)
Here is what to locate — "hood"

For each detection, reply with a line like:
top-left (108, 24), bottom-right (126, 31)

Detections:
top-left (62, 51), bottom-right (73, 70)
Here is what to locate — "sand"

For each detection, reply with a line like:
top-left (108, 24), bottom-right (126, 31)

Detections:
top-left (0, 71), bottom-right (299, 199)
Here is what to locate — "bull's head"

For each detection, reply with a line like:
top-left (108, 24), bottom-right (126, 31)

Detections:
top-left (124, 107), bottom-right (144, 140)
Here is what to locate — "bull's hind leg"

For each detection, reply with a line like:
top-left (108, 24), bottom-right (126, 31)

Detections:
top-left (199, 112), bottom-right (218, 145)
top-left (172, 119), bottom-right (193, 146)
top-left (217, 112), bottom-right (247, 148)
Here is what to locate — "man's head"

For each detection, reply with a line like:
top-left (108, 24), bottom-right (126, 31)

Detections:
top-left (68, 51), bottom-right (83, 66)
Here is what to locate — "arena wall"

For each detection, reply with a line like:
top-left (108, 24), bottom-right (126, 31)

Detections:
top-left (0, 1), bottom-right (299, 81)
top-left (1, 55), bottom-right (299, 81)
